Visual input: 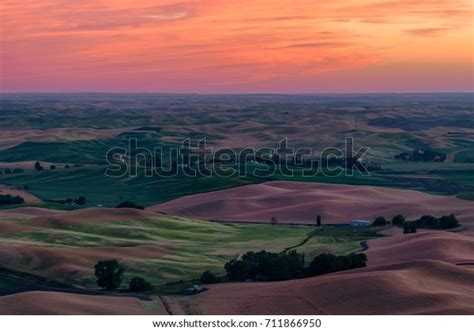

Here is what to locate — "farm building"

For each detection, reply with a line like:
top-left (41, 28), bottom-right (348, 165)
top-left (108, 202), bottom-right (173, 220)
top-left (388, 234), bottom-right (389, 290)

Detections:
top-left (350, 220), bottom-right (372, 227)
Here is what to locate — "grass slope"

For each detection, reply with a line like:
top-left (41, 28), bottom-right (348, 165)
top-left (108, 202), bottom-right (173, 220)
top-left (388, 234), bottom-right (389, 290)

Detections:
top-left (0, 210), bottom-right (373, 287)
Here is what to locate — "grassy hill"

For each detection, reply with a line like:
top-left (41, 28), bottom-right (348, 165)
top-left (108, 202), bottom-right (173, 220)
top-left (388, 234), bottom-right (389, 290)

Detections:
top-left (0, 209), bottom-right (375, 287)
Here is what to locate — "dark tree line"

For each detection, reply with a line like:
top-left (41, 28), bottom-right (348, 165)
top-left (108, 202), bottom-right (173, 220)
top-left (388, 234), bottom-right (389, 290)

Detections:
top-left (307, 253), bottom-right (367, 276)
top-left (390, 213), bottom-right (459, 231)
top-left (0, 168), bottom-right (24, 175)
top-left (397, 214), bottom-right (460, 234)
top-left (415, 214), bottom-right (459, 229)
top-left (49, 196), bottom-right (86, 206)
top-left (0, 194), bottom-right (25, 205)
top-left (395, 149), bottom-right (446, 162)
top-left (223, 250), bottom-right (367, 282)
top-left (116, 201), bottom-right (145, 210)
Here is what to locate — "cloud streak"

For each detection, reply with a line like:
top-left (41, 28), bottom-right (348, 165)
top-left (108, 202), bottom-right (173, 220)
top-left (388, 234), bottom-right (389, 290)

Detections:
top-left (1, 0), bottom-right (472, 92)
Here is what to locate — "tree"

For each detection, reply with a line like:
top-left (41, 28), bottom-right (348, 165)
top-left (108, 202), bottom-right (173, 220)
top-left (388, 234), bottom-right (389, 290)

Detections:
top-left (75, 196), bottom-right (86, 206)
top-left (50, 165), bottom-right (56, 170)
top-left (200, 270), bottom-right (218, 284)
top-left (348, 253), bottom-right (367, 268)
top-left (224, 259), bottom-right (251, 281)
top-left (270, 216), bottom-right (278, 225)
top-left (438, 214), bottom-right (459, 229)
top-left (307, 253), bottom-right (337, 276)
top-left (316, 215), bottom-right (321, 227)
top-left (410, 222), bottom-right (417, 233)
top-left (4, 168), bottom-right (11, 174)
top-left (94, 260), bottom-right (125, 290)
top-left (373, 216), bottom-right (388, 226)
top-left (129, 277), bottom-right (152, 292)
top-left (116, 201), bottom-right (144, 210)
top-left (417, 215), bottom-right (437, 227)
top-left (403, 222), bottom-right (411, 234)
top-left (34, 161), bottom-right (44, 171)
top-left (12, 168), bottom-right (24, 174)
top-left (392, 214), bottom-right (405, 226)
top-left (64, 164), bottom-right (70, 169)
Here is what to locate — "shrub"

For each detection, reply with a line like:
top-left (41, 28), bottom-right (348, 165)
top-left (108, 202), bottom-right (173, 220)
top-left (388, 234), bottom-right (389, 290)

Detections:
top-left (391, 215), bottom-right (405, 226)
top-left (200, 270), bottom-right (218, 284)
top-left (129, 277), bottom-right (152, 292)
top-left (12, 168), bottom-right (24, 174)
top-left (50, 165), bottom-right (56, 170)
top-left (373, 216), bottom-right (388, 226)
top-left (94, 259), bottom-right (125, 290)
top-left (116, 201), bottom-right (144, 210)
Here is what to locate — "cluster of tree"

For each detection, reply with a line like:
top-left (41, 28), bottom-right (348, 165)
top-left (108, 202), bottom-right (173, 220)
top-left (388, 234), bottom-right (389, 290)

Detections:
top-left (116, 201), bottom-right (145, 210)
top-left (415, 214), bottom-right (460, 229)
top-left (34, 161), bottom-right (44, 171)
top-left (225, 250), bottom-right (305, 282)
top-left (392, 214), bottom-right (460, 233)
top-left (0, 194), bottom-right (25, 205)
top-left (395, 149), bottom-right (446, 162)
top-left (224, 250), bottom-right (367, 282)
top-left (0, 168), bottom-right (24, 175)
top-left (51, 196), bottom-right (86, 206)
top-left (94, 259), bottom-right (152, 292)
top-left (395, 214), bottom-right (460, 234)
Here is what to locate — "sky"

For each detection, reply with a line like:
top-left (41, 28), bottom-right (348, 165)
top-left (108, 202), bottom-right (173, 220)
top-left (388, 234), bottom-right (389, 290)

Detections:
top-left (1, 0), bottom-right (473, 93)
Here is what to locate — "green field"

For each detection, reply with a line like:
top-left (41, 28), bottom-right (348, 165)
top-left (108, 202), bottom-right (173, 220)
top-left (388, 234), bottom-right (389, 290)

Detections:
top-left (0, 94), bottom-right (472, 208)
top-left (1, 159), bottom-right (473, 208)
top-left (0, 212), bottom-right (376, 287)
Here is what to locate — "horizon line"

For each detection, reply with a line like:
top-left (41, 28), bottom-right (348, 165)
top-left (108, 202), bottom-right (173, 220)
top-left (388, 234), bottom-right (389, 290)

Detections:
top-left (1, 91), bottom-right (473, 95)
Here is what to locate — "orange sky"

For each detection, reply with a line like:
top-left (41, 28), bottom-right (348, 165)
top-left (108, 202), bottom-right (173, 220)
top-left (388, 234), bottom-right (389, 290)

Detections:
top-left (1, 0), bottom-right (473, 92)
